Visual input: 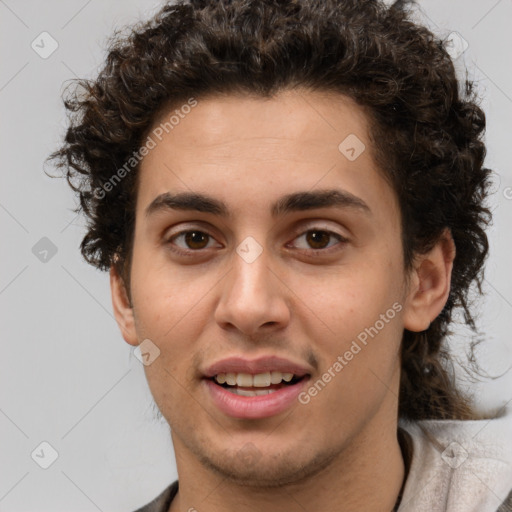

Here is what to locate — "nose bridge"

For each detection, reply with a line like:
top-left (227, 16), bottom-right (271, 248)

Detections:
top-left (231, 244), bottom-right (270, 300)
top-left (215, 237), bottom-right (290, 334)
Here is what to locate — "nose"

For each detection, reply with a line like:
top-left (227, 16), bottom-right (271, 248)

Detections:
top-left (214, 247), bottom-right (291, 336)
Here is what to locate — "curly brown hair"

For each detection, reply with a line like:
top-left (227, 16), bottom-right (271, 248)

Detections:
top-left (49, 0), bottom-right (493, 421)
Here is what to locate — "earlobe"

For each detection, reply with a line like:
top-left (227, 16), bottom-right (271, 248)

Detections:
top-left (110, 264), bottom-right (138, 346)
top-left (402, 229), bottom-right (455, 332)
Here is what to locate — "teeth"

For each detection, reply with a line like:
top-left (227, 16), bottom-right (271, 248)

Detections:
top-left (253, 372), bottom-right (271, 387)
top-left (225, 373), bottom-right (237, 386)
top-left (214, 371), bottom-right (297, 387)
top-left (226, 388), bottom-right (278, 396)
top-left (236, 373), bottom-right (253, 387)
top-left (271, 371), bottom-right (283, 384)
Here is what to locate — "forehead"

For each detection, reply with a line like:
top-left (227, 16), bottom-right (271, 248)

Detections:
top-left (147, 89), bottom-right (370, 159)
top-left (136, 88), bottom-right (398, 222)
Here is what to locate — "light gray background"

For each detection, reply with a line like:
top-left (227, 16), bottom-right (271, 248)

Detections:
top-left (1, 0), bottom-right (511, 510)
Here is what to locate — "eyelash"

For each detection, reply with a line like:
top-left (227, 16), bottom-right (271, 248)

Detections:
top-left (165, 227), bottom-right (348, 257)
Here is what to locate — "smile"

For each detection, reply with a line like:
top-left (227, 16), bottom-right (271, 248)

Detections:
top-left (205, 372), bottom-right (310, 419)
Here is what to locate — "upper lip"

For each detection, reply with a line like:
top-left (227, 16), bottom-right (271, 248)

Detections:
top-left (202, 356), bottom-right (312, 378)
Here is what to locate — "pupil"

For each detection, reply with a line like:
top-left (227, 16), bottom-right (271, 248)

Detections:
top-left (307, 231), bottom-right (329, 249)
top-left (185, 231), bottom-right (208, 249)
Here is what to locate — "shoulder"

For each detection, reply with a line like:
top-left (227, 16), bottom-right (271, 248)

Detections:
top-left (498, 489), bottom-right (512, 512)
top-left (132, 480), bottom-right (178, 512)
top-left (397, 407), bottom-right (512, 512)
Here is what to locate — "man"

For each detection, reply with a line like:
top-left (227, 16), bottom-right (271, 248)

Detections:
top-left (50, 0), bottom-right (512, 510)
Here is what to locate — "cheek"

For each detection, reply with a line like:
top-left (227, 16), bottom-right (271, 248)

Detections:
top-left (131, 260), bottom-right (215, 368)
top-left (133, 287), bottom-right (209, 351)
top-left (298, 259), bottom-right (402, 342)
top-left (130, 243), bottom-right (201, 336)
top-left (299, 294), bottom-right (403, 426)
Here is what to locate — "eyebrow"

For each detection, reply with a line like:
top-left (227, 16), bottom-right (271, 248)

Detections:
top-left (145, 189), bottom-right (372, 218)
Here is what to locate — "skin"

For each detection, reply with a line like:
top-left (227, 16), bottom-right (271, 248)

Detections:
top-left (111, 88), bottom-right (455, 512)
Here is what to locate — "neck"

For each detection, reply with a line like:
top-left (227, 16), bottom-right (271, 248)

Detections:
top-left (169, 412), bottom-right (405, 512)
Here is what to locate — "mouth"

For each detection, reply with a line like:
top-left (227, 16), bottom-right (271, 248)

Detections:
top-left (203, 370), bottom-right (311, 419)
top-left (202, 355), bottom-right (313, 418)
top-left (209, 371), bottom-right (308, 397)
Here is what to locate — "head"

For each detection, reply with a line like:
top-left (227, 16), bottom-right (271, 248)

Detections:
top-left (50, 0), bottom-right (492, 484)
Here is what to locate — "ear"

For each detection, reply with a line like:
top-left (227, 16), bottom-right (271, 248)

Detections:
top-left (402, 229), bottom-right (456, 332)
top-left (110, 264), bottom-right (138, 346)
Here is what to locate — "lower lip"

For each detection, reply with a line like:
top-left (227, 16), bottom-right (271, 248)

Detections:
top-left (204, 378), bottom-right (310, 419)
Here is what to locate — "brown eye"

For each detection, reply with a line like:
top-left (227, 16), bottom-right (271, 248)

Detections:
top-left (183, 231), bottom-right (209, 249)
top-left (168, 230), bottom-right (219, 253)
top-left (290, 228), bottom-right (348, 253)
top-left (305, 230), bottom-right (331, 249)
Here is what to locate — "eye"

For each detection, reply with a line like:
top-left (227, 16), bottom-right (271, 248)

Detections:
top-left (290, 229), bottom-right (348, 252)
top-left (167, 229), bottom-right (221, 254)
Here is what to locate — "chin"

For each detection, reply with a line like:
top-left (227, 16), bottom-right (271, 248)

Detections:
top-left (195, 444), bottom-right (339, 489)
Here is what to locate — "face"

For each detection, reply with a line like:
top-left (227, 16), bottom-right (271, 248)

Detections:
top-left (114, 89), bottom-right (418, 487)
